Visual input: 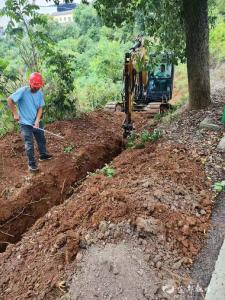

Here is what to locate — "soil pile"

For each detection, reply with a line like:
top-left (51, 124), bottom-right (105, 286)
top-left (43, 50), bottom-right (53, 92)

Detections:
top-left (0, 138), bottom-right (212, 299)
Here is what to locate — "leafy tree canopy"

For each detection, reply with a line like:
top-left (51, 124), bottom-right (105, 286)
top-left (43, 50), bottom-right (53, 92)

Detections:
top-left (79, 0), bottom-right (215, 64)
top-left (82, 0), bottom-right (186, 63)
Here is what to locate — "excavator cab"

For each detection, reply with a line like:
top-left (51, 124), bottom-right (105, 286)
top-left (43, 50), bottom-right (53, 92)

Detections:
top-left (147, 57), bottom-right (174, 103)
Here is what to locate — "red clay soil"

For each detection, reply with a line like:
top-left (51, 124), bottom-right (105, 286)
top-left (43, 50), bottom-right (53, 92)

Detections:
top-left (0, 138), bottom-right (213, 299)
top-left (0, 111), bottom-right (152, 250)
top-left (0, 111), bottom-right (124, 250)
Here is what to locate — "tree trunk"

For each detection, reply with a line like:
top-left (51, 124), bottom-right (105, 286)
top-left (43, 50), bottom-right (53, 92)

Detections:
top-left (183, 0), bottom-right (211, 109)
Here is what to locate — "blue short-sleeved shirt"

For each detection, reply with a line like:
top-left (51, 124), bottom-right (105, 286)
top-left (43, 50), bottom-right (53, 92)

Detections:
top-left (10, 86), bottom-right (45, 126)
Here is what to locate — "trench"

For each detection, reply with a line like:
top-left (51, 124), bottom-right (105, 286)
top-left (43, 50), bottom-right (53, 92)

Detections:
top-left (0, 140), bottom-right (122, 252)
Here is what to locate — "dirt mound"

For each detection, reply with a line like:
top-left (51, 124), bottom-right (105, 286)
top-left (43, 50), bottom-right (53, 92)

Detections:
top-left (0, 138), bottom-right (213, 299)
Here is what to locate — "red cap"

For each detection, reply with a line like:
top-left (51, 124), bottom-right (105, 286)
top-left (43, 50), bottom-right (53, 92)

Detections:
top-left (29, 72), bottom-right (44, 89)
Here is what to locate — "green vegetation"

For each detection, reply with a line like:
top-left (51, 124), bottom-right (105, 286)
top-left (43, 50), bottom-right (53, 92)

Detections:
top-left (126, 133), bottom-right (136, 149)
top-left (210, 18), bottom-right (225, 65)
top-left (210, 0), bottom-right (225, 65)
top-left (0, 2), bottom-right (132, 136)
top-left (0, 101), bottom-right (17, 136)
top-left (64, 144), bottom-right (75, 153)
top-left (213, 181), bottom-right (225, 192)
top-left (88, 164), bottom-right (116, 178)
top-left (160, 110), bottom-right (180, 124)
top-left (126, 129), bottom-right (163, 149)
top-left (0, 1), bottom-right (225, 137)
top-left (100, 164), bottom-right (116, 177)
top-left (173, 64), bottom-right (188, 106)
top-left (140, 129), bottom-right (161, 144)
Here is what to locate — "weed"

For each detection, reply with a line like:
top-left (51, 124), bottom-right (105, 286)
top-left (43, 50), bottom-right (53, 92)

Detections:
top-left (153, 113), bottom-right (163, 121)
top-left (125, 132), bottom-right (136, 149)
top-left (213, 181), bottom-right (225, 192)
top-left (140, 130), bottom-right (152, 145)
top-left (161, 110), bottom-right (179, 124)
top-left (149, 128), bottom-right (163, 142)
top-left (138, 129), bottom-right (162, 147)
top-left (100, 164), bottom-right (116, 177)
top-left (125, 129), bottom-right (163, 149)
top-left (153, 104), bottom-right (182, 125)
top-left (87, 164), bottom-right (116, 178)
top-left (64, 144), bottom-right (75, 153)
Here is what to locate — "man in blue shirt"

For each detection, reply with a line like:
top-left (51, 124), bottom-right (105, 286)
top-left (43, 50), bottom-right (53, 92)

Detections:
top-left (8, 72), bottom-right (52, 172)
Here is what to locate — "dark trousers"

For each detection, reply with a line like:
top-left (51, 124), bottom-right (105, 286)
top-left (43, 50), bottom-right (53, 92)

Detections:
top-left (20, 123), bottom-right (46, 166)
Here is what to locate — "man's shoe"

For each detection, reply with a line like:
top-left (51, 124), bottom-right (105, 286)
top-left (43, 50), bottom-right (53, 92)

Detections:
top-left (39, 154), bottom-right (53, 161)
top-left (29, 164), bottom-right (39, 172)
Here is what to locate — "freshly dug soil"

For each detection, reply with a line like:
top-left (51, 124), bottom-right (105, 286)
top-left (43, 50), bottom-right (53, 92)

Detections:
top-left (0, 138), bottom-right (213, 299)
top-left (0, 111), bottom-right (125, 250)
top-left (0, 111), bottom-right (152, 250)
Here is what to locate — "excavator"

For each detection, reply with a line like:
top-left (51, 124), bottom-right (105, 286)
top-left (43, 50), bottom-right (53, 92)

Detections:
top-left (105, 38), bottom-right (174, 137)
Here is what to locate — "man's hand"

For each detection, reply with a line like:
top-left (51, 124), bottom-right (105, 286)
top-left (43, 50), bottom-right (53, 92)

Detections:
top-left (34, 107), bottom-right (43, 129)
top-left (13, 113), bottom-right (20, 122)
top-left (34, 121), bottom-right (39, 129)
top-left (8, 98), bottom-right (19, 122)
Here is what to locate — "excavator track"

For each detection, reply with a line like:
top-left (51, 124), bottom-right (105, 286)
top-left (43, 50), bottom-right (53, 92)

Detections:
top-left (104, 102), bottom-right (124, 112)
top-left (144, 102), bottom-right (170, 116)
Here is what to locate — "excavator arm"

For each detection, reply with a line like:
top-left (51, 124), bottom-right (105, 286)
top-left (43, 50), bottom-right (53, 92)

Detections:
top-left (121, 38), bottom-right (174, 138)
top-left (122, 39), bottom-right (142, 138)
